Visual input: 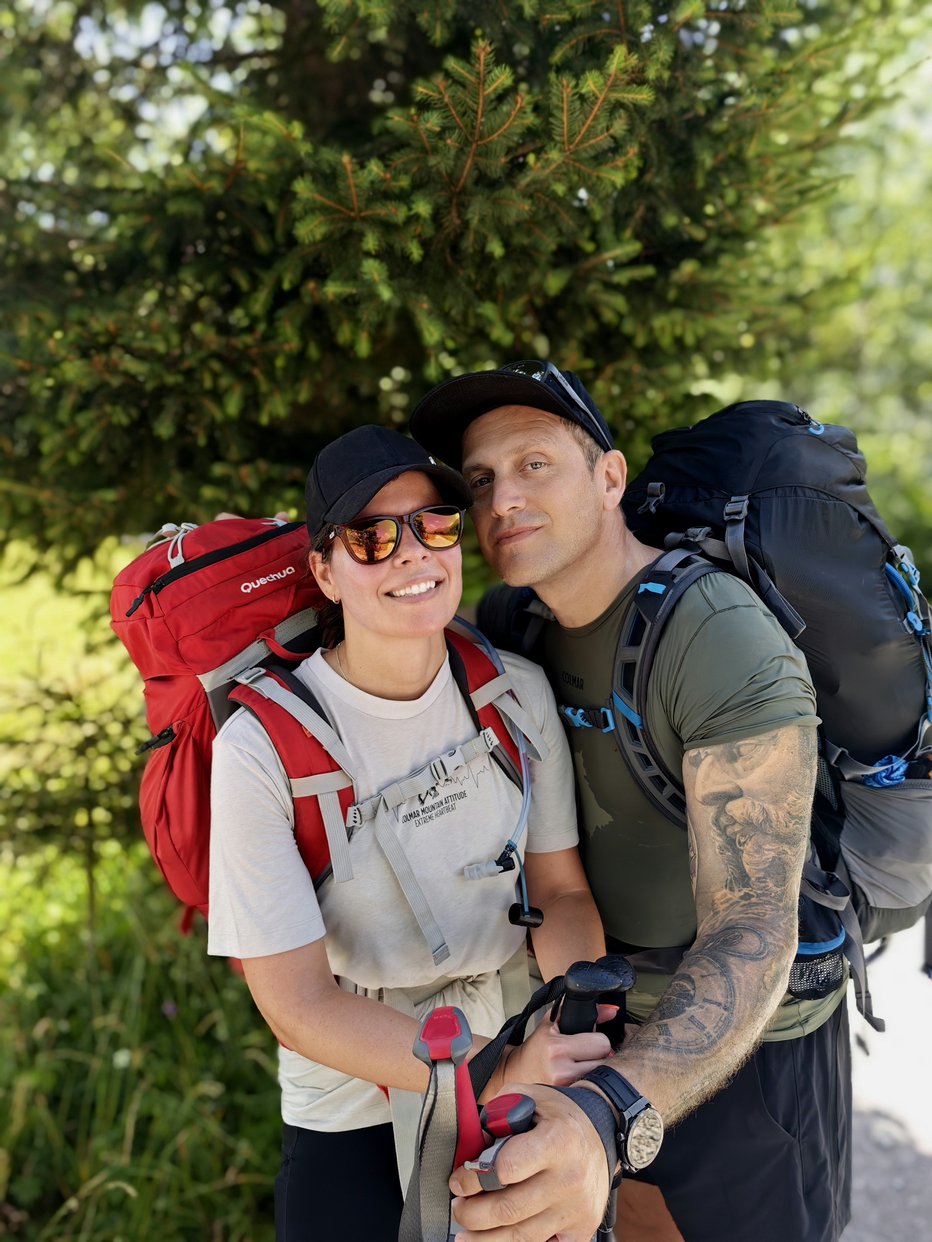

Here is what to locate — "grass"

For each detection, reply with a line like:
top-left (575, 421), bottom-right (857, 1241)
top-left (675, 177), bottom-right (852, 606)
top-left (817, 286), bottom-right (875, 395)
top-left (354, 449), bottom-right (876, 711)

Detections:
top-left (0, 546), bottom-right (280, 1240)
top-left (1, 843), bottom-right (280, 1241)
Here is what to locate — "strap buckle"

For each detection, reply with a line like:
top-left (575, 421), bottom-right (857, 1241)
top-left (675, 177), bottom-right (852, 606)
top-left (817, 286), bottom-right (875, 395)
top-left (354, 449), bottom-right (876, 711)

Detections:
top-left (684, 525), bottom-right (712, 543)
top-left (561, 705), bottom-right (615, 733)
top-left (723, 496), bottom-right (749, 522)
top-left (430, 746), bottom-right (465, 783)
top-left (235, 664), bottom-right (267, 685)
top-left (637, 481), bottom-right (666, 515)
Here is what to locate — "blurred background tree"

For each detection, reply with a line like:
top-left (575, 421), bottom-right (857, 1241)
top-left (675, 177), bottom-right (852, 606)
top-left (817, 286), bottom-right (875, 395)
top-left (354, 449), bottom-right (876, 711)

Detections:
top-left (2, 0), bottom-right (928, 567)
top-left (1, 2), bottom-right (930, 1237)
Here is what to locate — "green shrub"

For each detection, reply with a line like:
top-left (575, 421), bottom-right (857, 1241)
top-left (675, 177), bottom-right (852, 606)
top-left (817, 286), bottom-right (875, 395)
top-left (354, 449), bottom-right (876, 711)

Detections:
top-left (0, 842), bottom-right (279, 1241)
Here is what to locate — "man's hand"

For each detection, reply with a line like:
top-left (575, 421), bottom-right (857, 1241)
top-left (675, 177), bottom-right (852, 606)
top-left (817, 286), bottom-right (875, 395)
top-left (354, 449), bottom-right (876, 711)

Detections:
top-left (449, 1084), bottom-right (610, 1240)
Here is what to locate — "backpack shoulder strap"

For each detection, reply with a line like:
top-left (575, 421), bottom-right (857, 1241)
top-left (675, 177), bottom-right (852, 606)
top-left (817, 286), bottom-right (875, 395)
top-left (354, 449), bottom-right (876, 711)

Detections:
top-left (609, 548), bottom-right (720, 827)
top-left (229, 669), bottom-right (356, 887)
top-left (556, 548), bottom-right (718, 828)
top-left (445, 623), bottom-right (547, 777)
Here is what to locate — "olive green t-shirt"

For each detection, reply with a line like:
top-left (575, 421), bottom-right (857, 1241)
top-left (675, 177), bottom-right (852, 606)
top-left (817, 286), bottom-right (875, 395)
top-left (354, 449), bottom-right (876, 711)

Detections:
top-left (542, 569), bottom-right (837, 1038)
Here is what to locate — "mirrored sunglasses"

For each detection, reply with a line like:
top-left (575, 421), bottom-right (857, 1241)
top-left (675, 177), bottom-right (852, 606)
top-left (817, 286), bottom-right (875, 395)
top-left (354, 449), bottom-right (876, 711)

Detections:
top-left (327, 505), bottom-right (465, 564)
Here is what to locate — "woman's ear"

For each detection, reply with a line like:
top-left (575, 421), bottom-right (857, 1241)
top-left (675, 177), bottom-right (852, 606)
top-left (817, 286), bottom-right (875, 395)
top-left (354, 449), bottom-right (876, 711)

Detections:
top-left (309, 548), bottom-right (337, 602)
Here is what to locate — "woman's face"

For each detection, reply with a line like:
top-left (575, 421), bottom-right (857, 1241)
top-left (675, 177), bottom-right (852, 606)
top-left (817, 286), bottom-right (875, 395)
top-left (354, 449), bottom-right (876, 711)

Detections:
top-left (311, 472), bottom-right (464, 644)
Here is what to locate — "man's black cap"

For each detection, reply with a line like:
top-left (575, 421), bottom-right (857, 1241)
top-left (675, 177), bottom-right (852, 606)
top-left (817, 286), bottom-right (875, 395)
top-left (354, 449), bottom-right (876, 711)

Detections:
top-left (305, 425), bottom-right (473, 540)
top-left (409, 363), bottom-right (613, 469)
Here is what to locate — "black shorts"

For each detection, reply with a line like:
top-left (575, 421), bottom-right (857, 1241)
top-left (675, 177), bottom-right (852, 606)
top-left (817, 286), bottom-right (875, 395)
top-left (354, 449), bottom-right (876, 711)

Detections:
top-left (275, 1121), bottom-right (402, 1242)
top-left (632, 1000), bottom-right (852, 1242)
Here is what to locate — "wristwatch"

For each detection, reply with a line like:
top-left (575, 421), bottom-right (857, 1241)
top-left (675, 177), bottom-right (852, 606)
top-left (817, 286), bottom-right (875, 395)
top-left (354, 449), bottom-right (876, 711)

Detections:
top-left (582, 1065), bottom-right (664, 1172)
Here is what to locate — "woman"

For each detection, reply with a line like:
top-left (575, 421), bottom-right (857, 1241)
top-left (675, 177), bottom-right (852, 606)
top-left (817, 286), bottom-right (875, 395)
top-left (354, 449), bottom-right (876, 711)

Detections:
top-left (207, 425), bottom-right (610, 1241)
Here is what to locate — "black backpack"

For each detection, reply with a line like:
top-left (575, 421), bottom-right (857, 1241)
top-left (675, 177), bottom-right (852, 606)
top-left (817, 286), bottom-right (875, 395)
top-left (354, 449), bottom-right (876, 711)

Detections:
top-left (480, 400), bottom-right (932, 1030)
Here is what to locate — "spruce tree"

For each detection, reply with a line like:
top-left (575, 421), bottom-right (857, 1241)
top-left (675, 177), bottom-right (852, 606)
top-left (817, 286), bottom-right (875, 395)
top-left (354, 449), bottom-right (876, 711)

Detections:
top-left (0, 0), bottom-right (915, 559)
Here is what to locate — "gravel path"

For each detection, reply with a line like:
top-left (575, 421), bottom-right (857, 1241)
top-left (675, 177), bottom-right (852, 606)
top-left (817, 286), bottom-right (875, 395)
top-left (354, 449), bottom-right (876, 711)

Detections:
top-left (847, 919), bottom-right (932, 1240)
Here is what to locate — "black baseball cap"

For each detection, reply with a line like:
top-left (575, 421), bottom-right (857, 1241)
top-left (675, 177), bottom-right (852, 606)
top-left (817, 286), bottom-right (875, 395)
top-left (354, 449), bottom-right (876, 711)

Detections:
top-left (305, 425), bottom-right (473, 540)
top-left (409, 360), bottom-right (614, 468)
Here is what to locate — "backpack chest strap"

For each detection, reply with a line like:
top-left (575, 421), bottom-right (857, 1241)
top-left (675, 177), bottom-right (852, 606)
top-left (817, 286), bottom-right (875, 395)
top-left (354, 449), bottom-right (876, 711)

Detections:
top-left (559, 705), bottom-right (617, 733)
top-left (349, 728), bottom-right (498, 824)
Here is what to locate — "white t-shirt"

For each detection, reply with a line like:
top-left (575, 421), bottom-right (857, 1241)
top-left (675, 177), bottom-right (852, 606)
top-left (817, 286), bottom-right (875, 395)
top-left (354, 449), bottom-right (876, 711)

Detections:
top-left (207, 646), bottom-right (578, 1130)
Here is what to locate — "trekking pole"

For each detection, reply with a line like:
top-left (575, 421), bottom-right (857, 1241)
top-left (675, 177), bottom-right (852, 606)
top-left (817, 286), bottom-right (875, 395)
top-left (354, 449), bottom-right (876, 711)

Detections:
top-left (400, 1005), bottom-right (485, 1242)
top-left (463, 1092), bottom-right (537, 1189)
top-left (557, 956), bottom-right (636, 1036)
top-left (557, 957), bottom-right (636, 1242)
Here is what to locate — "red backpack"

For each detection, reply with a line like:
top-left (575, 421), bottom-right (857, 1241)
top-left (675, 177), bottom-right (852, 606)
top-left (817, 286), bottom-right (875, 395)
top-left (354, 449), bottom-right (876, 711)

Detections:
top-left (110, 518), bottom-right (525, 934)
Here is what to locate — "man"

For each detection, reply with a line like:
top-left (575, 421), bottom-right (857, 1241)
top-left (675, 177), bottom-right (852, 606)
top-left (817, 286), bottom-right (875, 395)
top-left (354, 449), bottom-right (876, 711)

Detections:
top-left (409, 362), bottom-right (850, 1242)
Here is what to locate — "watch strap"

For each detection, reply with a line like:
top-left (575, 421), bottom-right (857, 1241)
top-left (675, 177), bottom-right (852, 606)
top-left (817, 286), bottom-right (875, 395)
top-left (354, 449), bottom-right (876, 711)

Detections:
top-left (582, 1065), bottom-right (645, 1119)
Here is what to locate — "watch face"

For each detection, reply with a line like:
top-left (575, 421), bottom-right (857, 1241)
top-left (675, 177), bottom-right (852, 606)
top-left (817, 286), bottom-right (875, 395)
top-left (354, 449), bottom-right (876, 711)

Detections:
top-left (626, 1107), bottom-right (664, 1170)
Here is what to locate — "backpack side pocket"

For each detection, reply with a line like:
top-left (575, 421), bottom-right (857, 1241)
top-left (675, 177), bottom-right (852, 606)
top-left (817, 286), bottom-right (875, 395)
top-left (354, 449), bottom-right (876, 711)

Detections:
top-left (138, 700), bottom-right (214, 912)
top-left (838, 776), bottom-right (932, 943)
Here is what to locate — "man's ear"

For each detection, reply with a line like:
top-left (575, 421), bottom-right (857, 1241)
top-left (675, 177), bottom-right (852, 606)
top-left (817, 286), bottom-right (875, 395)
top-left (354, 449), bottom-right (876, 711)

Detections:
top-left (600, 449), bottom-right (628, 510)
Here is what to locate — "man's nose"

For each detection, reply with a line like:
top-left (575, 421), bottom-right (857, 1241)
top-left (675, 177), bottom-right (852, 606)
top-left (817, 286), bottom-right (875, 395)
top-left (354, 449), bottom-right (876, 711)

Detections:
top-left (489, 474), bottom-right (526, 516)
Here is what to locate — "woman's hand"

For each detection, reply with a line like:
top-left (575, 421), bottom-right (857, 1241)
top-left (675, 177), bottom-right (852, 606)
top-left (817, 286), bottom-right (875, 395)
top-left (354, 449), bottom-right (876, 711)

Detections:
top-left (479, 1014), bottom-right (612, 1102)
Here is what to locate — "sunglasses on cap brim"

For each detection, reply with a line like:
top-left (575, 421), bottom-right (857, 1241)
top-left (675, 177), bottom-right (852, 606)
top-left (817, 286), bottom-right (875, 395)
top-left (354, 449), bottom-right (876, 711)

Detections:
top-left (325, 506), bottom-right (465, 565)
top-left (501, 360), bottom-right (613, 452)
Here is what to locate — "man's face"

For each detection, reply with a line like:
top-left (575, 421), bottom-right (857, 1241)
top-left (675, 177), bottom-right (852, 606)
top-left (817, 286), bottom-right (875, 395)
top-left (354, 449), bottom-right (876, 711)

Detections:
top-left (461, 405), bottom-right (607, 590)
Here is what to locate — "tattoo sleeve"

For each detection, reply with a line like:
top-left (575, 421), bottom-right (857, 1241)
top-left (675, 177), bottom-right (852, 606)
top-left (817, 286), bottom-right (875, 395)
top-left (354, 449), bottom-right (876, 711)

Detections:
top-left (612, 724), bottom-right (817, 1124)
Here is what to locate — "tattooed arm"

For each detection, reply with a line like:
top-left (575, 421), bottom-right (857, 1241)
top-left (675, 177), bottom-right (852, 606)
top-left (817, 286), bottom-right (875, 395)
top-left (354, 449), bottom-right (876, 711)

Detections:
top-left (447, 723), bottom-right (817, 1240)
top-left (610, 721), bottom-right (817, 1122)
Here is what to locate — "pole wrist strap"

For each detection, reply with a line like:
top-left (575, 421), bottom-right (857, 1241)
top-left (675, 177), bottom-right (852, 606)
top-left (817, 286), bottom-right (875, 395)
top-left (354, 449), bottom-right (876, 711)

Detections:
top-left (553, 1084), bottom-right (620, 1189)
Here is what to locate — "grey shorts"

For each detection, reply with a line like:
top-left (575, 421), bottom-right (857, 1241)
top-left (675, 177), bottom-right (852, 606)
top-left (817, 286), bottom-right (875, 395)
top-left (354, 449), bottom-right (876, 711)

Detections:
top-left (631, 1001), bottom-right (851, 1242)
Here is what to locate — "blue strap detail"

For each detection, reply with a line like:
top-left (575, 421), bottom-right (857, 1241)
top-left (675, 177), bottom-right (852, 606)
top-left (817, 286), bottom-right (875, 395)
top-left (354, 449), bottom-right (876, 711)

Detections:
top-left (561, 705), bottom-right (616, 732)
top-left (612, 691), bottom-right (643, 728)
top-left (862, 755), bottom-right (909, 788)
top-left (796, 927), bottom-right (847, 954)
top-left (806, 421), bottom-right (825, 436)
top-left (884, 564), bottom-right (930, 636)
top-left (898, 558), bottom-right (921, 589)
top-left (637, 581), bottom-right (667, 596)
top-left (886, 561), bottom-right (918, 607)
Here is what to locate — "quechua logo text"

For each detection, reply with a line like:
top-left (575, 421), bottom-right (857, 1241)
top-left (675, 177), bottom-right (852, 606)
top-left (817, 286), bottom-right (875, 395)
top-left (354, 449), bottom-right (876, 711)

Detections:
top-left (240, 566), bottom-right (296, 594)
